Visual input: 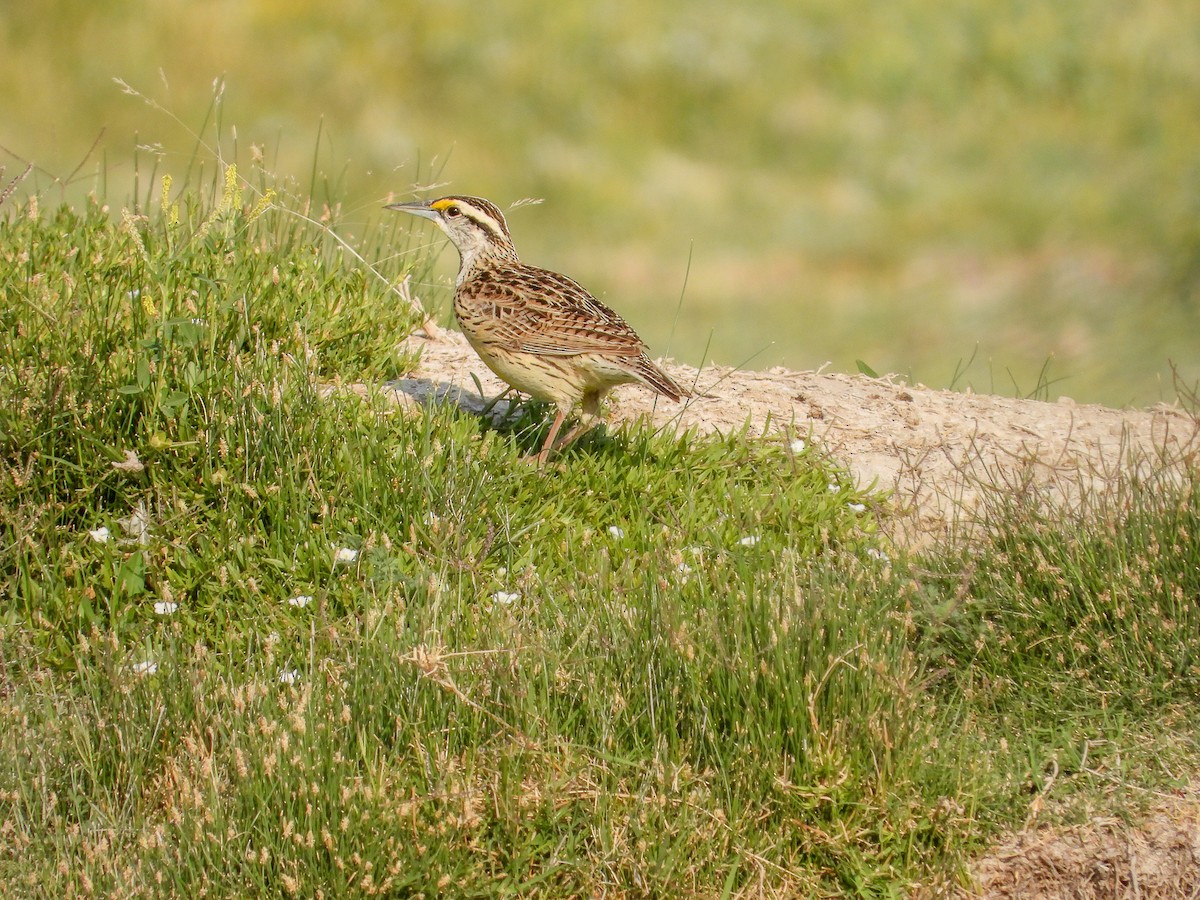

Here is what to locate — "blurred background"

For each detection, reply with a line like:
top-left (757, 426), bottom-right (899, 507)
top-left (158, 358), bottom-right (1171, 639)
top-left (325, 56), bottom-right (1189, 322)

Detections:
top-left (3, 0), bottom-right (1198, 406)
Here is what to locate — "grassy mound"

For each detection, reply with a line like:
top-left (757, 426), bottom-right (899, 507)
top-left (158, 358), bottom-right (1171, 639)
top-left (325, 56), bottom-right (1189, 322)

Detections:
top-left (1, 177), bottom-right (1197, 895)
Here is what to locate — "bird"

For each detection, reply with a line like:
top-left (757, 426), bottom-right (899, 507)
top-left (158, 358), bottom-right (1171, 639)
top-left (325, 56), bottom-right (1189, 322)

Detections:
top-left (386, 195), bottom-right (694, 465)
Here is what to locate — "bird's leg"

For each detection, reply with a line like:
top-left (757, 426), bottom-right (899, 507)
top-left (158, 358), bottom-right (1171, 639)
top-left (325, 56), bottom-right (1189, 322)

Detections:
top-left (535, 407), bottom-right (568, 467)
top-left (547, 390), bottom-right (603, 456)
top-left (550, 417), bottom-right (600, 454)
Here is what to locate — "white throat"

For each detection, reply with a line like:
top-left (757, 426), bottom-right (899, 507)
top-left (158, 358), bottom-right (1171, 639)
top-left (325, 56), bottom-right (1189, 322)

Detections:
top-left (453, 243), bottom-right (486, 287)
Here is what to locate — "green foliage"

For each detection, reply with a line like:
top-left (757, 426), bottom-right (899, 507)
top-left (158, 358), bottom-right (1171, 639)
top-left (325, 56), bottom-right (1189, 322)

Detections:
top-left (906, 470), bottom-right (1200, 833)
top-left (920, 476), bottom-right (1200, 712)
top-left (2, 182), bottom-right (1199, 895)
top-left (0, 560), bottom-right (926, 896)
top-left (0, 182), bottom-right (931, 895)
top-left (0, 182), bottom-right (422, 655)
top-left (855, 359), bottom-right (880, 378)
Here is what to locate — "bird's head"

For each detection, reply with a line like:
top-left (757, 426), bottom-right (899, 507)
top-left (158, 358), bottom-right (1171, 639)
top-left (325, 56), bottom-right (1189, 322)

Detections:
top-left (386, 195), bottom-right (517, 271)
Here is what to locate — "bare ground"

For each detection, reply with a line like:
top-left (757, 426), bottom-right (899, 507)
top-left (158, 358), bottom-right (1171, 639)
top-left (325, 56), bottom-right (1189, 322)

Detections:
top-left (376, 330), bottom-right (1200, 897)
top-left (386, 331), bottom-right (1198, 548)
top-left (963, 781), bottom-right (1200, 899)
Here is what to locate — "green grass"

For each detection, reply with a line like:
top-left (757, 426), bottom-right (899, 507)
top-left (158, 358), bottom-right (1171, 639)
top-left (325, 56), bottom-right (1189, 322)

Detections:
top-left (2, 173), bottom-right (1199, 895)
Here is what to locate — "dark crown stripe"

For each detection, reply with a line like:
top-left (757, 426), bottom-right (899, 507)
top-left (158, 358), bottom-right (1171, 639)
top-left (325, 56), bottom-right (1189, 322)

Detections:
top-left (453, 195), bottom-right (513, 244)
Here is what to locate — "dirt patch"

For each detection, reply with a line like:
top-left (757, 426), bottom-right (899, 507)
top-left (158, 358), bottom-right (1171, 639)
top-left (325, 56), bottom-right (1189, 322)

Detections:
top-left (387, 330), bottom-right (1198, 549)
top-left (369, 331), bottom-right (1200, 896)
top-left (962, 784), bottom-right (1200, 899)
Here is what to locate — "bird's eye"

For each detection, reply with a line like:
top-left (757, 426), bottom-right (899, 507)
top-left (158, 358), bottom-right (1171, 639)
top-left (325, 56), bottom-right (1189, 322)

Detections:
top-left (445, 206), bottom-right (461, 218)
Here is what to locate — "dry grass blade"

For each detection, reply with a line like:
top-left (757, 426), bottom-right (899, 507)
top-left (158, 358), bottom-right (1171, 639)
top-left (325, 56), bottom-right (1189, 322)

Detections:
top-left (0, 162), bottom-right (32, 208)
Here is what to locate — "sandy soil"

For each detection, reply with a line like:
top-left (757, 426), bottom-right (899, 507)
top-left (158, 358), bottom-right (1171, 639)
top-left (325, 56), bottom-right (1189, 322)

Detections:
top-left (378, 329), bottom-right (1200, 897)
top-left (963, 781), bottom-right (1200, 899)
top-left (388, 330), bottom-right (1197, 548)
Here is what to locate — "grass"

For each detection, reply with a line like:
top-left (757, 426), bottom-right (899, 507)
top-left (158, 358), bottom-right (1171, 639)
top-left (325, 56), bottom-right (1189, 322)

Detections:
top-left (1, 168), bottom-right (1199, 895)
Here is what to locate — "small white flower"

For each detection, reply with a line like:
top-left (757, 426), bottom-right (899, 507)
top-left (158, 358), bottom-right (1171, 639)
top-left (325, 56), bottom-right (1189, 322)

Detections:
top-left (118, 502), bottom-right (152, 545)
top-left (676, 562), bottom-right (694, 576)
top-left (866, 547), bottom-right (891, 563)
top-left (491, 590), bottom-right (521, 606)
top-left (738, 535), bottom-right (760, 547)
top-left (828, 482), bottom-right (840, 493)
top-left (132, 660), bottom-right (158, 675)
top-left (790, 438), bottom-right (807, 454)
top-left (279, 669), bottom-right (299, 685)
top-left (153, 601), bottom-right (178, 615)
top-left (334, 547), bottom-right (359, 564)
top-left (88, 526), bottom-right (111, 543)
top-left (287, 595), bottom-right (314, 608)
top-left (847, 502), bottom-right (866, 513)
top-left (607, 526), bottom-right (625, 539)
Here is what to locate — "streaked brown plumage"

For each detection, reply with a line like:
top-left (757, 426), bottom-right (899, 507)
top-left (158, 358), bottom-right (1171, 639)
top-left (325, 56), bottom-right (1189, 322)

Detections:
top-left (386, 195), bottom-right (692, 464)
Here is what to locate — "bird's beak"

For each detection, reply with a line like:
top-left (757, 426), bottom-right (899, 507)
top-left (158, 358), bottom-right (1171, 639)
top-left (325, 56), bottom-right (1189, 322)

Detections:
top-left (384, 199), bottom-right (440, 222)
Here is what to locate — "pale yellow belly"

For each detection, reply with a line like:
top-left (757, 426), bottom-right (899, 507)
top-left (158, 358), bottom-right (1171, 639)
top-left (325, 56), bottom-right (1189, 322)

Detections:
top-left (462, 332), bottom-right (636, 411)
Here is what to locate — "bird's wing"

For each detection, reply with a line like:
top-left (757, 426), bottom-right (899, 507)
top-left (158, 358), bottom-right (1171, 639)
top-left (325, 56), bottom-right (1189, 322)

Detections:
top-left (458, 265), bottom-right (648, 357)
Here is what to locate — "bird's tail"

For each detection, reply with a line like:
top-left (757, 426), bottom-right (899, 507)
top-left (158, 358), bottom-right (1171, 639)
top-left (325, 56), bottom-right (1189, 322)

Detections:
top-left (634, 354), bottom-right (700, 402)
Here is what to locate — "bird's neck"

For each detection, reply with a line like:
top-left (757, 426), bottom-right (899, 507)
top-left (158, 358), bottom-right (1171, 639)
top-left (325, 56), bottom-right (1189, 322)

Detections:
top-left (455, 241), bottom-right (520, 287)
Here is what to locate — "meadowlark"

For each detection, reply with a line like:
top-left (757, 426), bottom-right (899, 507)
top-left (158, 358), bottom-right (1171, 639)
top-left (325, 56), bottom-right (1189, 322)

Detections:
top-left (386, 195), bottom-right (694, 465)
